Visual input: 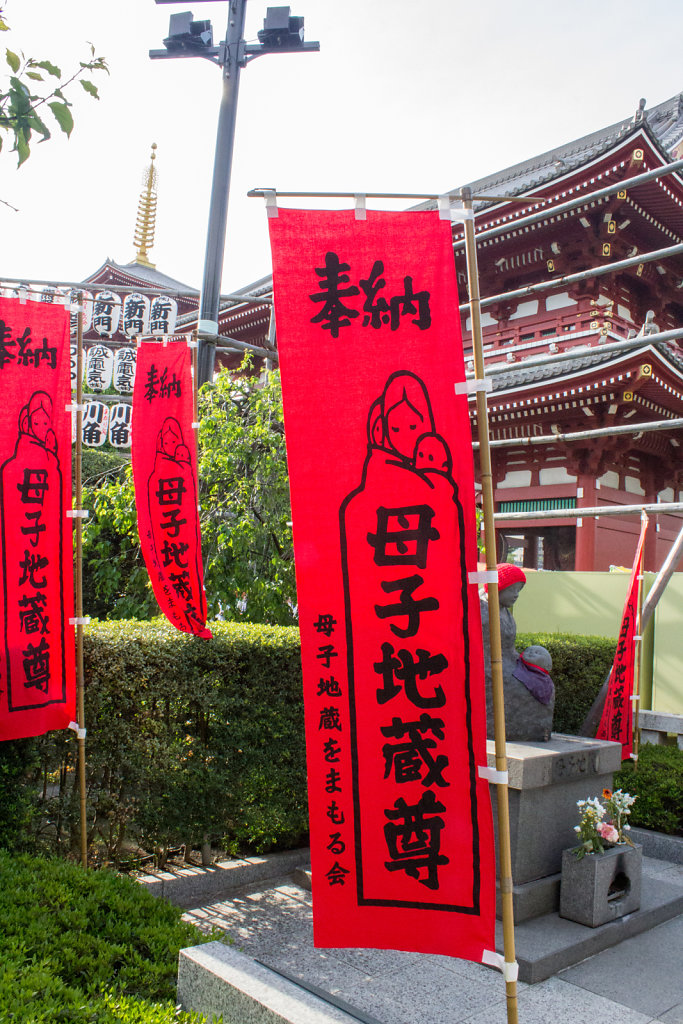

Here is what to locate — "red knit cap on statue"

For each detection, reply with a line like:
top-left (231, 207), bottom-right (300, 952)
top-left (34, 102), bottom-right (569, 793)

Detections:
top-left (497, 563), bottom-right (526, 591)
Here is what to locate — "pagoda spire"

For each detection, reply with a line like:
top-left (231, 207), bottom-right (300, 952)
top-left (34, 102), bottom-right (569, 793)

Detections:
top-left (133, 143), bottom-right (158, 268)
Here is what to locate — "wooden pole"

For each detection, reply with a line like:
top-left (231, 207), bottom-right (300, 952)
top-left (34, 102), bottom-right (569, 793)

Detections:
top-left (461, 189), bottom-right (518, 1023)
top-left (75, 296), bottom-right (88, 867)
top-left (632, 512), bottom-right (648, 769)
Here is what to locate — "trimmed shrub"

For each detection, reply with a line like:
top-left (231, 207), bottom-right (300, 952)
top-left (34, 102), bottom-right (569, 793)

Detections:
top-left (517, 631), bottom-right (615, 735)
top-left (9, 620), bottom-right (675, 856)
top-left (0, 851), bottom-right (218, 1022)
top-left (614, 743), bottom-right (683, 836)
top-left (0, 737), bottom-right (40, 851)
top-left (1, 620), bottom-right (308, 863)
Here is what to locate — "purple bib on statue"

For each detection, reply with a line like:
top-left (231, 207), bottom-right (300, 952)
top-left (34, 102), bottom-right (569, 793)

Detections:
top-left (512, 654), bottom-right (554, 705)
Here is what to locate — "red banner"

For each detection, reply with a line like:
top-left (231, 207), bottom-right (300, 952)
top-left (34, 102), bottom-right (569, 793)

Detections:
top-left (597, 517), bottom-right (648, 758)
top-left (0, 298), bottom-right (75, 741)
top-left (269, 209), bottom-right (495, 963)
top-left (132, 341), bottom-right (211, 639)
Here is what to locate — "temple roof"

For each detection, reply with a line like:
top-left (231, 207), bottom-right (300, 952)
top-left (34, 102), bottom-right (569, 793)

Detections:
top-left (442, 93), bottom-right (683, 208)
top-left (84, 259), bottom-right (197, 295)
top-left (484, 339), bottom-right (683, 400)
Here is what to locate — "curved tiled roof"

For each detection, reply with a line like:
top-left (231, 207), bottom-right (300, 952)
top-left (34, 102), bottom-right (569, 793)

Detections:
top-left (85, 260), bottom-right (197, 295)
top-left (414, 92), bottom-right (683, 212)
top-left (488, 340), bottom-right (683, 394)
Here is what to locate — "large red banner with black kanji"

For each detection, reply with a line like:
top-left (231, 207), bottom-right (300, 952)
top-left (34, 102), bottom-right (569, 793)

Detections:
top-left (132, 341), bottom-right (211, 639)
top-left (597, 517), bottom-right (648, 758)
top-left (269, 209), bottom-right (496, 962)
top-left (0, 297), bottom-right (75, 741)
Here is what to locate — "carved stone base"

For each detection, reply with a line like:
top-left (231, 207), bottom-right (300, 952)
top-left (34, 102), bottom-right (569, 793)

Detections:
top-left (487, 733), bottom-right (623, 921)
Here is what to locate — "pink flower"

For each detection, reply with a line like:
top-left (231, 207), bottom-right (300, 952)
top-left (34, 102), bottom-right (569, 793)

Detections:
top-left (598, 822), bottom-right (619, 843)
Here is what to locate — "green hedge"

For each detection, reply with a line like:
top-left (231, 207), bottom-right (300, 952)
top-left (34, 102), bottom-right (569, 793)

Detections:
top-left (1, 620), bottom-right (307, 864)
top-left (517, 631), bottom-right (615, 734)
top-left (0, 852), bottom-right (218, 1022)
top-left (614, 743), bottom-right (683, 836)
top-left (0, 621), bottom-right (651, 861)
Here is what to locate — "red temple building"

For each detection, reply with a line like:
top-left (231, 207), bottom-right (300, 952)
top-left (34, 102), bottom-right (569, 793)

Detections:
top-left (219, 92), bottom-right (683, 573)
top-left (14, 99), bottom-right (682, 573)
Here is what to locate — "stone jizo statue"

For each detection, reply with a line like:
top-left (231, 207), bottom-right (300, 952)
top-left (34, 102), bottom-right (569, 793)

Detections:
top-left (480, 564), bottom-right (555, 742)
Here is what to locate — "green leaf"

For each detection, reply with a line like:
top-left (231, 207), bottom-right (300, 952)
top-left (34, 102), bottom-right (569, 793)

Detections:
top-left (80, 79), bottom-right (99, 99)
top-left (5, 48), bottom-right (20, 73)
top-left (26, 71), bottom-right (44, 81)
top-left (34, 59), bottom-right (61, 77)
top-left (28, 110), bottom-right (51, 141)
top-left (47, 100), bottom-right (74, 137)
top-left (15, 127), bottom-right (30, 167)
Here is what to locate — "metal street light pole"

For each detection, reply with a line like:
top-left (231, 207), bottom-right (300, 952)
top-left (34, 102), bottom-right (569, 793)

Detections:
top-left (197, 0), bottom-right (247, 385)
top-left (151, 2), bottom-right (319, 386)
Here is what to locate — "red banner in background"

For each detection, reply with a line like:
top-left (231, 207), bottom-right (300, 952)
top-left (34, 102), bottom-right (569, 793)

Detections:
top-left (269, 209), bottom-right (495, 963)
top-left (597, 517), bottom-right (648, 758)
top-left (0, 298), bottom-right (75, 741)
top-left (132, 342), bottom-right (211, 639)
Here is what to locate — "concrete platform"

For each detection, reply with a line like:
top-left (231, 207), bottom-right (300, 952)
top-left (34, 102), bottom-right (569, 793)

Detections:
top-left (174, 853), bottom-right (683, 1023)
top-left (507, 855), bottom-right (683, 982)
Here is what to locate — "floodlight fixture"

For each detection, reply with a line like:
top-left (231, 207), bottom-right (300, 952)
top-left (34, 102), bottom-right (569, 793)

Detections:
top-left (258, 7), bottom-right (305, 48)
top-left (163, 12), bottom-right (214, 52)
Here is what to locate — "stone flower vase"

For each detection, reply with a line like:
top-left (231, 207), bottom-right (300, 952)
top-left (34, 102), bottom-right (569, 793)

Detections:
top-left (559, 844), bottom-right (642, 928)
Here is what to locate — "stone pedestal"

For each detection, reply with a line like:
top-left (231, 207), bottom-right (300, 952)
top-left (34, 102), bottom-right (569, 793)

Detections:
top-left (486, 733), bottom-right (622, 922)
top-left (559, 844), bottom-right (642, 927)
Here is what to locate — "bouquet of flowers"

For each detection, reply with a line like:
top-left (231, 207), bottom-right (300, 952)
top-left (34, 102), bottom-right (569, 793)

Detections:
top-left (572, 788), bottom-right (637, 859)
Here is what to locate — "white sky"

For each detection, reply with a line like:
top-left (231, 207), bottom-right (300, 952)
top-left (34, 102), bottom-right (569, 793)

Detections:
top-left (2, 0), bottom-right (683, 295)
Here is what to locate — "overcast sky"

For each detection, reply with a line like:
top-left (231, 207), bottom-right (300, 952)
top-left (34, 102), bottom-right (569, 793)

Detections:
top-left (2, 0), bottom-right (682, 296)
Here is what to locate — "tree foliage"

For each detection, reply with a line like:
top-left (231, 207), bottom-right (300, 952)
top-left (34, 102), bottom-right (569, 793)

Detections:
top-left (198, 364), bottom-right (296, 624)
top-left (0, 7), bottom-right (108, 169)
top-left (81, 364), bottom-right (296, 625)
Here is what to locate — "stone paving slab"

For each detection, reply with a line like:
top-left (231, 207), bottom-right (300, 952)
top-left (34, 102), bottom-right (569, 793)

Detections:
top-left (181, 871), bottom-right (683, 1023)
top-left (460, 976), bottom-right (655, 1024)
top-left (559, 915), bottom-right (683, 1019)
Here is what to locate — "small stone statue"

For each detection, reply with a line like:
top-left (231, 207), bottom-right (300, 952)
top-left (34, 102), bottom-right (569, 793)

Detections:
top-left (480, 564), bottom-right (555, 742)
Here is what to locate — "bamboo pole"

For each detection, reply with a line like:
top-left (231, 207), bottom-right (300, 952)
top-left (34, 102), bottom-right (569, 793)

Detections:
top-left (75, 296), bottom-right (88, 867)
top-left (461, 188), bottom-right (518, 1023)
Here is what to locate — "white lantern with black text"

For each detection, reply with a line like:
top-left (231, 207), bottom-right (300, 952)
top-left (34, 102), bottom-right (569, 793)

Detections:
top-left (85, 344), bottom-right (114, 393)
top-left (37, 285), bottom-right (57, 304)
top-left (82, 401), bottom-right (110, 447)
top-left (149, 294), bottom-right (177, 336)
top-left (70, 345), bottom-right (78, 389)
top-left (93, 291), bottom-right (122, 337)
top-left (122, 292), bottom-right (150, 337)
top-left (70, 289), bottom-right (93, 336)
top-left (108, 402), bottom-right (132, 448)
top-left (113, 347), bottom-right (137, 394)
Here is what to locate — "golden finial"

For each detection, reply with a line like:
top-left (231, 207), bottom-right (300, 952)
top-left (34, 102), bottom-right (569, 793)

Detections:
top-left (133, 143), bottom-right (158, 268)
